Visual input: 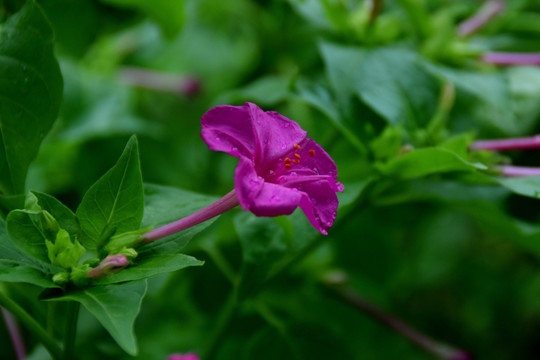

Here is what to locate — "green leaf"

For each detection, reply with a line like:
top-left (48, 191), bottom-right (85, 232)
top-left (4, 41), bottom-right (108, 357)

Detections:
top-left (99, 0), bottom-right (185, 37)
top-left (93, 253), bottom-right (202, 285)
top-left (46, 280), bottom-right (147, 355)
top-left (377, 147), bottom-right (486, 179)
top-left (6, 209), bottom-right (50, 263)
top-left (0, 0), bottom-right (63, 195)
top-left (27, 191), bottom-right (80, 237)
top-left (319, 42), bottom-right (440, 131)
top-left (496, 176), bottom-right (540, 199)
top-left (0, 217), bottom-right (57, 287)
top-left (234, 213), bottom-right (287, 297)
top-left (76, 136), bottom-right (144, 249)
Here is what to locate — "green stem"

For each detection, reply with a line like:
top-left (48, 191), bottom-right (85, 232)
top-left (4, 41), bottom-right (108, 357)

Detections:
top-left (202, 286), bottom-right (238, 360)
top-left (63, 301), bottom-right (80, 360)
top-left (0, 288), bottom-right (62, 359)
top-left (47, 302), bottom-right (57, 335)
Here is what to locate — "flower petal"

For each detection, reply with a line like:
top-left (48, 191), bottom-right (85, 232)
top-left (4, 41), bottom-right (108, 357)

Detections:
top-left (201, 103), bottom-right (307, 168)
top-left (248, 182), bottom-right (303, 217)
top-left (234, 156), bottom-right (265, 211)
top-left (201, 104), bottom-right (257, 160)
top-left (297, 180), bottom-right (339, 235)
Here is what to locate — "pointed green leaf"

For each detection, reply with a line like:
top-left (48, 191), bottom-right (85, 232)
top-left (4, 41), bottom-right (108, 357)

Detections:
top-left (76, 136), bottom-right (143, 249)
top-left (0, 0), bottom-right (63, 195)
top-left (46, 280), bottom-right (147, 355)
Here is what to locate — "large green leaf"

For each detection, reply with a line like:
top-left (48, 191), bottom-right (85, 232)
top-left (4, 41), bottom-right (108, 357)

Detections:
top-left (46, 280), bottom-right (148, 355)
top-left (0, 1), bottom-right (63, 195)
top-left (76, 136), bottom-right (144, 249)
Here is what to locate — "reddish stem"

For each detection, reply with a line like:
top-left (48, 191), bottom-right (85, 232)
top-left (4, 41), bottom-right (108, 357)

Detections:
top-left (470, 135), bottom-right (540, 151)
top-left (1, 307), bottom-right (27, 360)
top-left (457, 0), bottom-right (506, 37)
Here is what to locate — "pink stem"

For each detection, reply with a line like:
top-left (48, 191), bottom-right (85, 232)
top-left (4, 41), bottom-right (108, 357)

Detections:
top-left (457, 0), bottom-right (506, 37)
top-left (482, 52), bottom-right (540, 66)
top-left (118, 66), bottom-right (201, 96)
top-left (141, 189), bottom-right (240, 243)
top-left (470, 135), bottom-right (540, 151)
top-left (1, 307), bottom-right (27, 360)
top-left (495, 165), bottom-right (540, 177)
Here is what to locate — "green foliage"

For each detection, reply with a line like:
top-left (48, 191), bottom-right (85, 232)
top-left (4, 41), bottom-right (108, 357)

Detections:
top-left (76, 136), bottom-right (144, 249)
top-left (0, 0), bottom-right (62, 197)
top-left (46, 279), bottom-right (148, 355)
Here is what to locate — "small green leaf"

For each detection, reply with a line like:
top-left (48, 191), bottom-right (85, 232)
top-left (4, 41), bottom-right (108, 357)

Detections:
top-left (46, 279), bottom-right (148, 355)
top-left (27, 191), bottom-right (80, 237)
top-left (76, 136), bottom-right (143, 249)
top-left (0, 217), bottom-right (57, 287)
top-left (7, 209), bottom-right (50, 263)
top-left (377, 147), bottom-right (486, 179)
top-left (0, 0), bottom-right (63, 195)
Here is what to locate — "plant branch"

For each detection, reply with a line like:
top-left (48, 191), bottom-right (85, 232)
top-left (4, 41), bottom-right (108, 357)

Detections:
top-left (323, 273), bottom-right (471, 360)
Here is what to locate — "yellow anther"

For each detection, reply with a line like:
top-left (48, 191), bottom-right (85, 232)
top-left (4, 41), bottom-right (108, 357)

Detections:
top-left (293, 159), bottom-right (300, 164)
top-left (294, 143), bottom-right (301, 150)
top-left (284, 157), bottom-right (291, 164)
top-left (309, 149), bottom-right (316, 157)
top-left (294, 153), bottom-right (301, 159)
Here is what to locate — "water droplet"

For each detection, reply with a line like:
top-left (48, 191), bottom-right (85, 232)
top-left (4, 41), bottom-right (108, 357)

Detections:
top-left (290, 172), bottom-right (297, 176)
top-left (280, 145), bottom-right (286, 150)
top-left (215, 136), bottom-right (221, 142)
top-left (231, 146), bottom-right (238, 152)
top-left (268, 170), bottom-right (275, 175)
top-left (312, 167), bottom-right (318, 173)
top-left (270, 195), bottom-right (280, 203)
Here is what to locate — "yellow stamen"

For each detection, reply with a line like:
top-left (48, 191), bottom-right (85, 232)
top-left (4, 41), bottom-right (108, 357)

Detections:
top-left (294, 143), bottom-right (301, 150)
top-left (309, 149), bottom-right (316, 157)
top-left (294, 153), bottom-right (301, 159)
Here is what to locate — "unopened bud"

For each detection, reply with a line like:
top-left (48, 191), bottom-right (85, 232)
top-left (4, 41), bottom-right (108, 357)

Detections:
top-left (87, 254), bottom-right (130, 279)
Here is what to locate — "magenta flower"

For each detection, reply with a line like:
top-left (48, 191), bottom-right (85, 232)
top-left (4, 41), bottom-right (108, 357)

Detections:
top-left (201, 102), bottom-right (343, 235)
